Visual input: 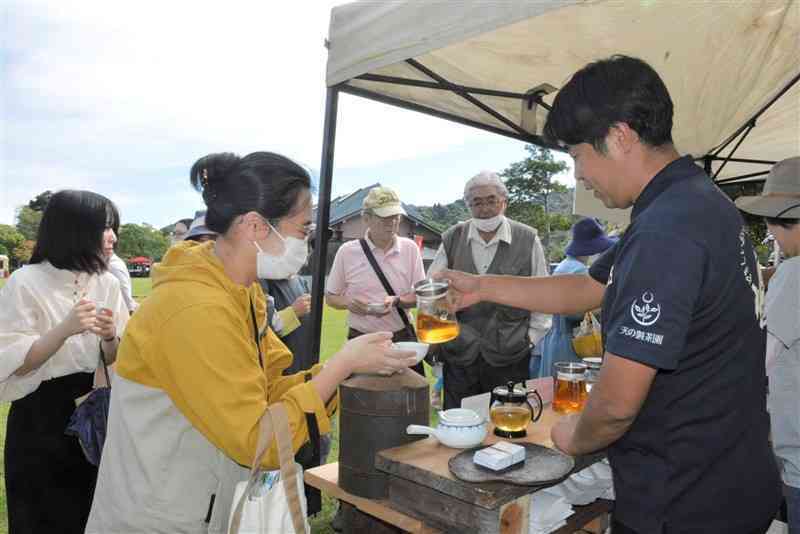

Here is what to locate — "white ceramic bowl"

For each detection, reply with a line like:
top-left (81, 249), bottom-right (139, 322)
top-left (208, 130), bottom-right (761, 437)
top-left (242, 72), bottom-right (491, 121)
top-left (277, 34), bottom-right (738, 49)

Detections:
top-left (393, 341), bottom-right (429, 364)
top-left (406, 408), bottom-right (487, 449)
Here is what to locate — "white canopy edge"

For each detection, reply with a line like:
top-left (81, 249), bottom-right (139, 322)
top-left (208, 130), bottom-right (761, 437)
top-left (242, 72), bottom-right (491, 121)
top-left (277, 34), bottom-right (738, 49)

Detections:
top-left (327, 0), bottom-right (800, 224)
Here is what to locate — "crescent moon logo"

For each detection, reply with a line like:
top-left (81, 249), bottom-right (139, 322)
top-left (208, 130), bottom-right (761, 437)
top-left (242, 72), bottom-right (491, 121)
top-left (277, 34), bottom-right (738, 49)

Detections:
top-left (631, 292), bottom-right (661, 327)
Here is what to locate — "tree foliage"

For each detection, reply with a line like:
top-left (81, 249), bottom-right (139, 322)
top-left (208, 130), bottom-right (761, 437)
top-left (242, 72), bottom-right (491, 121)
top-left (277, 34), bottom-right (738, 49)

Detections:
top-left (13, 241), bottom-right (35, 265)
top-left (413, 200), bottom-right (470, 232)
top-left (500, 144), bottom-right (577, 259)
top-left (28, 191), bottom-right (54, 212)
top-left (0, 224), bottom-right (26, 266)
top-left (16, 206), bottom-right (43, 241)
top-left (117, 223), bottom-right (170, 261)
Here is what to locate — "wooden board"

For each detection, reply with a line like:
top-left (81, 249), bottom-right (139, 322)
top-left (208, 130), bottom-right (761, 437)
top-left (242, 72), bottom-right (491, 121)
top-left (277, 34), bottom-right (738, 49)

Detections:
top-left (304, 462), bottom-right (442, 533)
top-left (376, 407), bottom-right (605, 510)
top-left (449, 443), bottom-right (575, 486)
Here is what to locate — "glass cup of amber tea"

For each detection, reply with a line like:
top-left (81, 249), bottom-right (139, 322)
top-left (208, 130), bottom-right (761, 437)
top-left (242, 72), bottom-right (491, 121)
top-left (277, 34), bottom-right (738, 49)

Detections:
top-left (553, 362), bottom-right (588, 414)
top-left (414, 279), bottom-right (460, 344)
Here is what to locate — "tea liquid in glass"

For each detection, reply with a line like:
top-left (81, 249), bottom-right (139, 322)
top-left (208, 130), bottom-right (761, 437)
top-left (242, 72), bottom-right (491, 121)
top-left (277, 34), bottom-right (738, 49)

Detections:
top-left (490, 405), bottom-right (530, 434)
top-left (553, 376), bottom-right (588, 414)
top-left (416, 312), bottom-right (459, 343)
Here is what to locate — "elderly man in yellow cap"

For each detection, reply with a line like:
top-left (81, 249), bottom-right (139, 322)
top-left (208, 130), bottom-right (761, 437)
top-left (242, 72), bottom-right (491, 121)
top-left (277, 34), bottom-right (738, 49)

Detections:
top-left (326, 186), bottom-right (426, 376)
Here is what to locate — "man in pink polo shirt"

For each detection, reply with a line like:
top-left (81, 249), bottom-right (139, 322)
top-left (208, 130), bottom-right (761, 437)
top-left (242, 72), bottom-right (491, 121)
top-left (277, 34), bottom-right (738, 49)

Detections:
top-left (326, 186), bottom-right (426, 376)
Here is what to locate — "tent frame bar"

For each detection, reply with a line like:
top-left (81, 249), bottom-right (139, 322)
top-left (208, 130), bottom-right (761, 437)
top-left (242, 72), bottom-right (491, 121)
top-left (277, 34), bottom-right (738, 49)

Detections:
top-left (712, 72), bottom-right (800, 157)
top-left (340, 82), bottom-right (561, 149)
top-left (706, 156), bottom-right (777, 165)
top-left (694, 71), bottom-right (800, 184)
top-left (715, 170), bottom-right (771, 185)
top-left (712, 121), bottom-right (756, 180)
top-left (404, 58), bottom-right (532, 139)
top-left (355, 73), bottom-right (529, 100)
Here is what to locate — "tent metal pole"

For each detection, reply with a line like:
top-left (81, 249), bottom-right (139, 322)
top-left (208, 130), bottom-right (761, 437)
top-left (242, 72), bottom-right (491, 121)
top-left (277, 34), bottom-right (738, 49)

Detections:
top-left (703, 155), bottom-right (713, 177)
top-left (339, 83), bottom-right (563, 151)
top-left (355, 73), bottom-right (529, 100)
top-left (309, 86), bottom-right (339, 361)
top-left (711, 72), bottom-right (800, 157)
top-left (707, 156), bottom-right (776, 165)
top-left (405, 58), bottom-right (531, 139)
top-left (713, 121), bottom-right (755, 179)
top-left (715, 170), bottom-right (770, 184)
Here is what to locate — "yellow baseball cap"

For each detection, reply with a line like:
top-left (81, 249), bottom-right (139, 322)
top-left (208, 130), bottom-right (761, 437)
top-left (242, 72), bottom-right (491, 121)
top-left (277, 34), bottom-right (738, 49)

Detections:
top-left (363, 186), bottom-right (406, 218)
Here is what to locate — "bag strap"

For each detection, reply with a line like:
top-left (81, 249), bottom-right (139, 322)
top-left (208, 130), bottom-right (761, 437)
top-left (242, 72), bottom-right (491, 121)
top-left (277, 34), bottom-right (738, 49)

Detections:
top-left (358, 239), bottom-right (415, 338)
top-left (229, 403), bottom-right (306, 534)
top-left (249, 296), bottom-right (264, 369)
top-left (98, 342), bottom-right (111, 389)
top-left (273, 404), bottom-right (306, 534)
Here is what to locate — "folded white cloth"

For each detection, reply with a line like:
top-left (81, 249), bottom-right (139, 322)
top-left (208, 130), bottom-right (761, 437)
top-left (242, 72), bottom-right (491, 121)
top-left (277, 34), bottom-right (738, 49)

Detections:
top-left (529, 459), bottom-right (615, 533)
top-left (547, 459), bottom-right (615, 505)
top-left (529, 488), bottom-right (573, 534)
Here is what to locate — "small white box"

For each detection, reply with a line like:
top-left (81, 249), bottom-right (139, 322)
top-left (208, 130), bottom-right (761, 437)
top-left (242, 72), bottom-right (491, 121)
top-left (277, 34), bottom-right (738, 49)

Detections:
top-left (491, 441), bottom-right (526, 464)
top-left (473, 441), bottom-right (526, 471)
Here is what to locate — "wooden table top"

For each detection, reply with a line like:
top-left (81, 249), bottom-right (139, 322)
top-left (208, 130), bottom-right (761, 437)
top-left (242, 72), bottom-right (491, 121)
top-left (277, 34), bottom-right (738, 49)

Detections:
top-left (375, 406), bottom-right (604, 510)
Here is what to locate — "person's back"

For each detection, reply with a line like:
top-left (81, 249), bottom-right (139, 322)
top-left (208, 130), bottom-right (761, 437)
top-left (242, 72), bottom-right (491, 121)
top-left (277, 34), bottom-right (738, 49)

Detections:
top-left (594, 162), bottom-right (779, 531)
top-left (267, 276), bottom-right (313, 375)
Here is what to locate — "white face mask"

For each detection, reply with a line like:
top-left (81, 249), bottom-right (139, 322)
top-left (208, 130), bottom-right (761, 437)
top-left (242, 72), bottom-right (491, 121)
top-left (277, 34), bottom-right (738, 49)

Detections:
top-left (472, 214), bottom-right (505, 233)
top-left (253, 224), bottom-right (309, 280)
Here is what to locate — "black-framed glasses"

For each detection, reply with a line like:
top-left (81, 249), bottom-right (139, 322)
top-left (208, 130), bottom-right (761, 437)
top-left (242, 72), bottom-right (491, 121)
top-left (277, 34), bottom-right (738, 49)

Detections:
top-left (468, 196), bottom-right (502, 208)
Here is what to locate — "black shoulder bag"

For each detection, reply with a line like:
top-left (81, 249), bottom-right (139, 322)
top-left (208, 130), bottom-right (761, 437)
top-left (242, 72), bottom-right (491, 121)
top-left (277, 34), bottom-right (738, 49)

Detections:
top-left (65, 341), bottom-right (113, 466)
top-left (359, 239), bottom-right (417, 340)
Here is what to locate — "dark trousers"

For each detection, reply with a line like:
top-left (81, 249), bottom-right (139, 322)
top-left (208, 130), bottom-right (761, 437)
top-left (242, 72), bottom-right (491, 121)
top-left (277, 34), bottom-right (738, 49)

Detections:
top-left (347, 327), bottom-right (426, 377)
top-left (443, 353), bottom-right (531, 410)
top-left (610, 518), bottom-right (775, 534)
top-left (6, 372), bottom-right (96, 534)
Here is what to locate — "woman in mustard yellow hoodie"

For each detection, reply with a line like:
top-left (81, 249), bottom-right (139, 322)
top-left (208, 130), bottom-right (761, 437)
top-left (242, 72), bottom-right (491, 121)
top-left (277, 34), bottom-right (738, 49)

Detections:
top-left (86, 152), bottom-right (417, 533)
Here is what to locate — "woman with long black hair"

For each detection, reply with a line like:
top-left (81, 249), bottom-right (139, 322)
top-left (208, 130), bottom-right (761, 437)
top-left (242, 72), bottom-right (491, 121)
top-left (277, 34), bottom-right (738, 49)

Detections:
top-left (0, 190), bottom-right (129, 533)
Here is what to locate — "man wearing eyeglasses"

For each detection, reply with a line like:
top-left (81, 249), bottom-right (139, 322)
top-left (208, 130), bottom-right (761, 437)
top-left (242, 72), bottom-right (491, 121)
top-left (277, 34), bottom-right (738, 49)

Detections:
top-left (428, 171), bottom-right (551, 409)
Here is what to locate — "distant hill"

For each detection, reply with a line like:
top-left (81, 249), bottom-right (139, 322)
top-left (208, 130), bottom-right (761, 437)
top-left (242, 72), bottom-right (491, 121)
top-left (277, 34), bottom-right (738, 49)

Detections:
top-left (410, 189), bottom-right (573, 231)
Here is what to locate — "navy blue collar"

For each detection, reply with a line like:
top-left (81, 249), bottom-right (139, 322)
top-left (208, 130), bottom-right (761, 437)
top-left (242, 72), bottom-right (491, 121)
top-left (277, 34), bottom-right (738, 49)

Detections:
top-left (631, 156), bottom-right (704, 220)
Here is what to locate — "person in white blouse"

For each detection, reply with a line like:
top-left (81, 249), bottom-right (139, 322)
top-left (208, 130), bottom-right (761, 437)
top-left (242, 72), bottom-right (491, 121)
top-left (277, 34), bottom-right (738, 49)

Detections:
top-left (105, 237), bottom-right (138, 314)
top-left (0, 190), bottom-right (129, 534)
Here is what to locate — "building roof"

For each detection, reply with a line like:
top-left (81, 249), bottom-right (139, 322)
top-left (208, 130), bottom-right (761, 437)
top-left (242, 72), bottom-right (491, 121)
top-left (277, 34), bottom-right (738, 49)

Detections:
top-left (328, 183), bottom-right (441, 236)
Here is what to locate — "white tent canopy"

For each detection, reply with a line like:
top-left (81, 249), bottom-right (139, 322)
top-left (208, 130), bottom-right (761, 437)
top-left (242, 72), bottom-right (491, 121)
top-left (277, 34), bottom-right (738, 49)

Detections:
top-left (307, 0), bottom-right (800, 353)
top-left (326, 0), bottom-right (800, 223)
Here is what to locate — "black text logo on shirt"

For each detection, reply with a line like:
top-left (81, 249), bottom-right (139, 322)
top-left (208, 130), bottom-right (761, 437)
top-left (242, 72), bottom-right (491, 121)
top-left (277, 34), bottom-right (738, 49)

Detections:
top-left (631, 292), bottom-right (661, 327)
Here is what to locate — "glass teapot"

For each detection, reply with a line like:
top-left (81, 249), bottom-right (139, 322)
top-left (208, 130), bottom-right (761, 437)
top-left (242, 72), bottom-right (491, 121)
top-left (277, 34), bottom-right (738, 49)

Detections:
top-left (489, 381), bottom-right (543, 438)
top-left (414, 279), bottom-right (460, 344)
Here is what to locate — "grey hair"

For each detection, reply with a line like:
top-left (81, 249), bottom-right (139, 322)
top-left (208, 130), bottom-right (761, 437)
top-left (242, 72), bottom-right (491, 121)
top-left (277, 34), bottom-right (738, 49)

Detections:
top-left (463, 171), bottom-right (508, 201)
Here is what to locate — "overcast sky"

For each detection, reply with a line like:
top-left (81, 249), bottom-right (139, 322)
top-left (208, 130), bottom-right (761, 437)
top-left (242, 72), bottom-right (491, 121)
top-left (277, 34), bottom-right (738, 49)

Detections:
top-left (1, 0), bottom-right (573, 229)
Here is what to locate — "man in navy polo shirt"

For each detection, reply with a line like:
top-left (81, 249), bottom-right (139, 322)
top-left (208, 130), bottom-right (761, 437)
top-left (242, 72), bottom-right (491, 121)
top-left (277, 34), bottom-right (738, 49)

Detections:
top-left (437, 55), bottom-right (780, 533)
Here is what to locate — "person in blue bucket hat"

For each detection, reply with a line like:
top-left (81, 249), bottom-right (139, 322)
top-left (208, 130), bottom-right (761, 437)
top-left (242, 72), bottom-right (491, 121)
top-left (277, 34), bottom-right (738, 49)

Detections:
top-left (532, 218), bottom-right (616, 378)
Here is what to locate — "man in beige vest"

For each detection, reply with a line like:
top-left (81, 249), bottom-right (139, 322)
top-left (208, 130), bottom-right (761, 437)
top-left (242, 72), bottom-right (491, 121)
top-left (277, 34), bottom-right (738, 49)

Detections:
top-left (428, 171), bottom-right (550, 409)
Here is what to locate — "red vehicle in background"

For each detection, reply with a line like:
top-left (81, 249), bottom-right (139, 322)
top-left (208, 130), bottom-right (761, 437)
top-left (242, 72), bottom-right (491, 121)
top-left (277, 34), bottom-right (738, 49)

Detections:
top-left (127, 256), bottom-right (152, 278)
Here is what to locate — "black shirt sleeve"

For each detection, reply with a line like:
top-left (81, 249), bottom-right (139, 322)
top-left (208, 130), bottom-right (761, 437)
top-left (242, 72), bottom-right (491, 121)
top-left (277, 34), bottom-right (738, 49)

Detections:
top-left (588, 241), bottom-right (618, 285)
top-left (602, 230), bottom-right (706, 371)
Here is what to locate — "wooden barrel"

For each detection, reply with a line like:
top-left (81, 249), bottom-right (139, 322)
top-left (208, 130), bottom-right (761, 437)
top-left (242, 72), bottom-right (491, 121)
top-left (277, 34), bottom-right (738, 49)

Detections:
top-left (338, 370), bottom-right (430, 499)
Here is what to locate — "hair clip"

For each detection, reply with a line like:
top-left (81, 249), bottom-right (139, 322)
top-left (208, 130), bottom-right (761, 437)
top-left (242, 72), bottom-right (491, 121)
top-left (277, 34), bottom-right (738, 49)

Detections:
top-left (201, 168), bottom-right (217, 201)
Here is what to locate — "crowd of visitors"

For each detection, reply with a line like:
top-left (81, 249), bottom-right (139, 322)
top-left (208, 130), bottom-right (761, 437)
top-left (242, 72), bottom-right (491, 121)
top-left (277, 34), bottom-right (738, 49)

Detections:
top-left (0, 54), bottom-right (796, 534)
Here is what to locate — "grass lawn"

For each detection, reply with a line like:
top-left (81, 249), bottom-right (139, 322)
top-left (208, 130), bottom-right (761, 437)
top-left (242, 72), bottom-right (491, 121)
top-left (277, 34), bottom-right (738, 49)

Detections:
top-left (0, 276), bottom-right (437, 534)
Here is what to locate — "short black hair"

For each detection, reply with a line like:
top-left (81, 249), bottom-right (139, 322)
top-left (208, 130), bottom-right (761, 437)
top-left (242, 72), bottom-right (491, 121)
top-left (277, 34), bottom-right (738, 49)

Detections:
top-left (544, 55), bottom-right (674, 152)
top-left (765, 217), bottom-right (800, 229)
top-left (190, 152), bottom-right (312, 234)
top-left (176, 218), bottom-right (193, 228)
top-left (30, 190), bottom-right (120, 274)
